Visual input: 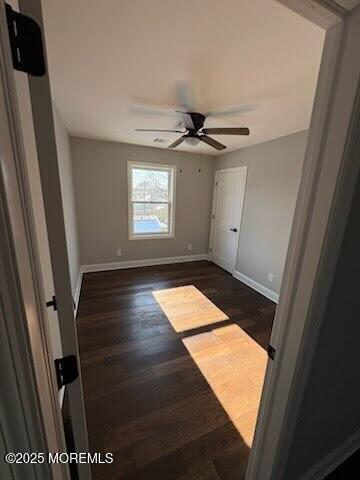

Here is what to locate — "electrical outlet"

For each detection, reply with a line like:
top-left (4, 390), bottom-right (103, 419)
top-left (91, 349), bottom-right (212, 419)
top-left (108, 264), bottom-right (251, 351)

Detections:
top-left (188, 244), bottom-right (192, 251)
top-left (268, 273), bottom-right (274, 282)
top-left (116, 248), bottom-right (122, 256)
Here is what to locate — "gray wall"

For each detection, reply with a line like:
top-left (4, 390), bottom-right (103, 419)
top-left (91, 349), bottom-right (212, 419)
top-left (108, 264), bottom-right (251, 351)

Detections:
top-left (216, 131), bottom-right (307, 294)
top-left (70, 137), bottom-right (215, 265)
top-left (53, 105), bottom-right (80, 295)
top-left (284, 169), bottom-right (360, 478)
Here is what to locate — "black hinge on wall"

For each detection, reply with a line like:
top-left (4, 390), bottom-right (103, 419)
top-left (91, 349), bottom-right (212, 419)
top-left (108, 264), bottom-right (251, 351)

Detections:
top-left (267, 344), bottom-right (276, 360)
top-left (55, 355), bottom-right (79, 389)
top-left (5, 3), bottom-right (46, 76)
top-left (46, 295), bottom-right (57, 311)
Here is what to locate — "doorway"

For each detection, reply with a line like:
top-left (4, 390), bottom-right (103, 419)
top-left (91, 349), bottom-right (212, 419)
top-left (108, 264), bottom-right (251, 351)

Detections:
top-left (2, 1), bottom-right (360, 480)
top-left (209, 167), bottom-right (247, 274)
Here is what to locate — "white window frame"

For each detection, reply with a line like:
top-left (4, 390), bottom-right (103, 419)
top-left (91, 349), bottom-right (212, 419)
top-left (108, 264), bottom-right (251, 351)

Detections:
top-left (127, 161), bottom-right (176, 240)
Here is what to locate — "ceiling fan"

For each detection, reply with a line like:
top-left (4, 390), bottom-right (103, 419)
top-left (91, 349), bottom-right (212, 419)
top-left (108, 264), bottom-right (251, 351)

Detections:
top-left (135, 110), bottom-right (250, 151)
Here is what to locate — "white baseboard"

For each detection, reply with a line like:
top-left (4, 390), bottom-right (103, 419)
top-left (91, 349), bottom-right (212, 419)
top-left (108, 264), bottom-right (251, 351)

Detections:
top-left (233, 270), bottom-right (279, 303)
top-left (73, 269), bottom-right (83, 317)
top-left (298, 428), bottom-right (360, 480)
top-left (81, 253), bottom-right (209, 274)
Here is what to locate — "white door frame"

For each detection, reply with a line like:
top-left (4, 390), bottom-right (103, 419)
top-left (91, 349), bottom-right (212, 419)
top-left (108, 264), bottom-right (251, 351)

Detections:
top-left (247, 2), bottom-right (360, 479)
top-left (209, 166), bottom-right (247, 274)
top-left (0, 1), bottom-right (91, 479)
top-left (0, 2), bottom-right (68, 478)
top-left (16, 2), bottom-right (91, 478)
top-left (0, 179), bottom-right (67, 480)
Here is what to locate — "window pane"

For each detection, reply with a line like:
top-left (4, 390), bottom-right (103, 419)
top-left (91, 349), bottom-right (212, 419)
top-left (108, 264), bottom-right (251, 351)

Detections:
top-left (133, 202), bottom-right (169, 234)
top-left (132, 168), bottom-right (169, 202)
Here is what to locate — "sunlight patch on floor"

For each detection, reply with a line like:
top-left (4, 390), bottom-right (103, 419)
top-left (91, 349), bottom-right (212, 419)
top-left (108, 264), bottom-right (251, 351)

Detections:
top-left (182, 324), bottom-right (267, 447)
top-left (153, 285), bottom-right (228, 333)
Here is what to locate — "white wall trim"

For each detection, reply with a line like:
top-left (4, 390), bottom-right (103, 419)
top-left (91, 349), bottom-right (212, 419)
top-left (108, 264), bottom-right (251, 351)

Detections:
top-left (213, 166), bottom-right (248, 175)
top-left (81, 253), bottom-right (209, 274)
top-left (233, 270), bottom-right (279, 303)
top-left (73, 269), bottom-right (83, 317)
top-left (298, 428), bottom-right (360, 480)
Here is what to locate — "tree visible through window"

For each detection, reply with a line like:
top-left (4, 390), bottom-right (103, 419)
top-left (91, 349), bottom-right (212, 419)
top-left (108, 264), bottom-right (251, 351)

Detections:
top-left (128, 163), bottom-right (176, 238)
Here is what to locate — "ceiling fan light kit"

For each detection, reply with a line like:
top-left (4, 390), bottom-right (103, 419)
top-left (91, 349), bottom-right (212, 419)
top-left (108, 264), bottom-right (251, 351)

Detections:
top-left (135, 110), bottom-right (250, 151)
top-left (184, 136), bottom-right (200, 146)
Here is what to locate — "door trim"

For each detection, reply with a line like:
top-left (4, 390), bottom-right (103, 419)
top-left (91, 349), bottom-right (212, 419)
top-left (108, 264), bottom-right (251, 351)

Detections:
top-left (208, 166), bottom-right (247, 274)
top-left (0, 1), bottom-right (68, 477)
top-left (247, 4), bottom-right (360, 480)
top-left (17, 2), bottom-right (91, 479)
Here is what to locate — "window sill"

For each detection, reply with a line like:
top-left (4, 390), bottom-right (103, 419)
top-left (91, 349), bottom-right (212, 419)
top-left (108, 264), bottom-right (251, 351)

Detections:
top-left (129, 233), bottom-right (174, 240)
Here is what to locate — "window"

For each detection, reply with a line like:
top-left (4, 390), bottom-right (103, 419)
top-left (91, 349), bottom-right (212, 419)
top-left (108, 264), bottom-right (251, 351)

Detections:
top-left (128, 162), bottom-right (176, 239)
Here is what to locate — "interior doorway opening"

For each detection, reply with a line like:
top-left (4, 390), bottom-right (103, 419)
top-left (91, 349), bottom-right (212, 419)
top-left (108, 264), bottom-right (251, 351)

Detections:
top-left (3, 2), bottom-right (360, 478)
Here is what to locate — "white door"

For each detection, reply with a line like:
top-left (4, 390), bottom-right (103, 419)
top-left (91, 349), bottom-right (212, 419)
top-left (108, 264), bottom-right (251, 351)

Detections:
top-left (210, 167), bottom-right (247, 273)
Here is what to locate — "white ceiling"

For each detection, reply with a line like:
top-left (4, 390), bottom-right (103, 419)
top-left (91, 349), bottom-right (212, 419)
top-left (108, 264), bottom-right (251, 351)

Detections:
top-left (42, 0), bottom-right (325, 155)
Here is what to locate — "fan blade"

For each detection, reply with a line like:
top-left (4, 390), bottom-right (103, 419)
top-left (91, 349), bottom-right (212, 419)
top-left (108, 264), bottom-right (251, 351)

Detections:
top-left (200, 136), bottom-right (226, 150)
top-left (175, 111), bottom-right (195, 129)
top-left (130, 104), bottom-right (177, 118)
top-left (168, 136), bottom-right (185, 149)
top-left (176, 111), bottom-right (206, 131)
top-left (175, 82), bottom-right (194, 111)
top-left (202, 127), bottom-right (250, 135)
top-left (135, 129), bottom-right (185, 133)
top-left (204, 104), bottom-right (255, 118)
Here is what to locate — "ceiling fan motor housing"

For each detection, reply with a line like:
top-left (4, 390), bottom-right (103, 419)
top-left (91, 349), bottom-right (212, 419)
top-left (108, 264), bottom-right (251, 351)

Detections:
top-left (186, 112), bottom-right (205, 131)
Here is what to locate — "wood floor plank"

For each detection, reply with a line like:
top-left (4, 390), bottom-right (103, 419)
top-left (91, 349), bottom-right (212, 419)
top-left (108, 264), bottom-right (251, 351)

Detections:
top-left (76, 261), bottom-right (275, 479)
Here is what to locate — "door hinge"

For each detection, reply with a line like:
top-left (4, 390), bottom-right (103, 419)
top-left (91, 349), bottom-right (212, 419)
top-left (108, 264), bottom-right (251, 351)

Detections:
top-left (209, 247), bottom-right (212, 252)
top-left (5, 4), bottom-right (46, 76)
top-left (212, 213), bottom-right (215, 219)
top-left (267, 344), bottom-right (276, 360)
top-left (54, 355), bottom-right (79, 389)
top-left (46, 295), bottom-right (57, 311)
top-left (215, 181), bottom-right (218, 187)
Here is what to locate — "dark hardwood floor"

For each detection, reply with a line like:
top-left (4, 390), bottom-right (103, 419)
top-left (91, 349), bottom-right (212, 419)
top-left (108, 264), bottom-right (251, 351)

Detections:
top-left (77, 261), bottom-right (275, 480)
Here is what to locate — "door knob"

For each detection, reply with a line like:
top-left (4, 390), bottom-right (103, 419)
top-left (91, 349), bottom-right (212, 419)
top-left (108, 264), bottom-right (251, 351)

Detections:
top-left (230, 227), bottom-right (238, 232)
